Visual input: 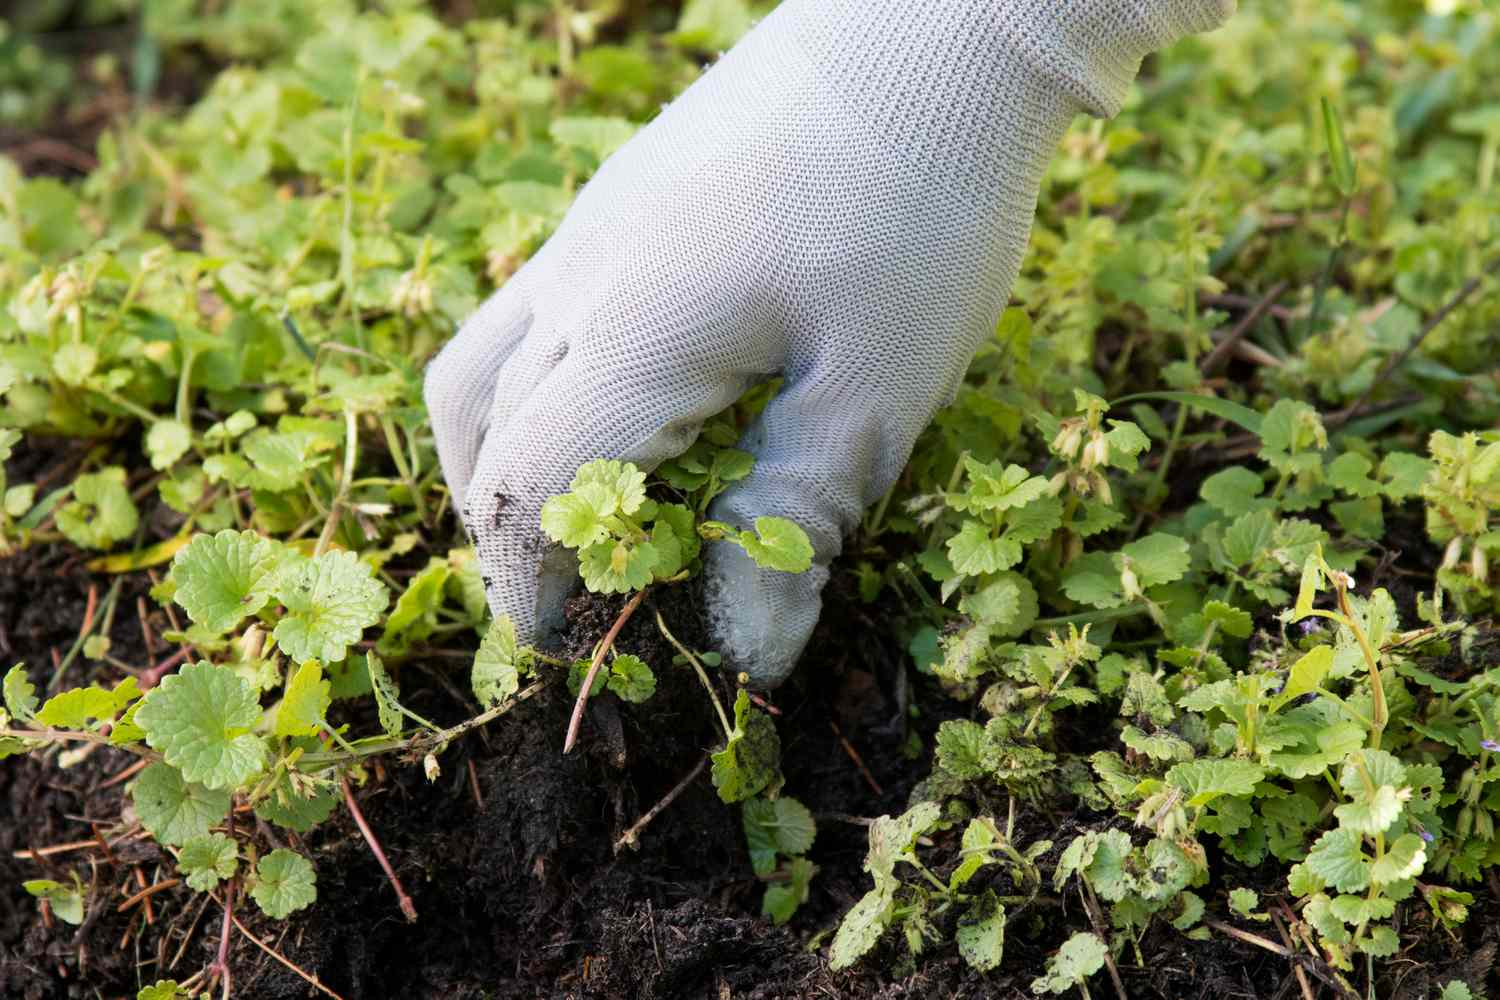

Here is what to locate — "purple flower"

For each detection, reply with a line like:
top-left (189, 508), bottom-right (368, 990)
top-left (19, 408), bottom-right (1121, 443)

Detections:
top-left (1298, 619), bottom-right (1323, 636)
top-left (1481, 739), bottom-right (1500, 752)
top-left (1419, 829), bottom-right (1436, 843)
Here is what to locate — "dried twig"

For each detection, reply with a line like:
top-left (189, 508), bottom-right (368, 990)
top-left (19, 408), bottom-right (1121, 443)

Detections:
top-left (1079, 882), bottom-right (1129, 1000)
top-left (565, 588), bottom-right (648, 754)
top-left (228, 909), bottom-right (347, 1000)
top-left (829, 721), bottom-right (883, 796)
top-left (614, 755), bottom-right (709, 854)
top-left (341, 776), bottom-right (418, 922)
top-left (117, 877), bottom-right (179, 914)
top-left (1341, 252), bottom-right (1500, 420)
top-left (1206, 919), bottom-right (1291, 957)
top-left (1200, 281), bottom-right (1289, 375)
top-left (1269, 909), bottom-right (1316, 1000)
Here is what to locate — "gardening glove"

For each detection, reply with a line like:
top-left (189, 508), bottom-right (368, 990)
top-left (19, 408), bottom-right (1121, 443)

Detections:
top-left (424, 0), bottom-right (1236, 687)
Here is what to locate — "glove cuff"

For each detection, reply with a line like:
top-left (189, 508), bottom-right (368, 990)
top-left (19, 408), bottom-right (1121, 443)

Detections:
top-left (998, 0), bottom-right (1237, 118)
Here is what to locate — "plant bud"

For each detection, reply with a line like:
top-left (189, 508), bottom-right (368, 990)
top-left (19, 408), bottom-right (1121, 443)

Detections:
top-left (423, 753), bottom-right (441, 782)
top-left (1476, 808), bottom-right (1495, 842)
top-left (1081, 434), bottom-right (1109, 471)
top-left (1471, 543), bottom-right (1488, 583)
top-left (1442, 536), bottom-right (1463, 570)
top-left (1095, 475), bottom-right (1113, 506)
top-left (1457, 805), bottom-right (1473, 840)
top-left (1052, 422), bottom-right (1084, 460)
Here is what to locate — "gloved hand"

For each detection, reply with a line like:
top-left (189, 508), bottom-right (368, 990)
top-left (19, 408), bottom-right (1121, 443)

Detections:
top-left (425, 0), bottom-right (1236, 687)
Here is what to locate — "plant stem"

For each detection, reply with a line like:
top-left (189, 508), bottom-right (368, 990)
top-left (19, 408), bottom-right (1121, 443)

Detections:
top-left (314, 407), bottom-right (358, 557)
top-left (564, 588), bottom-right (648, 754)
top-left (1303, 197), bottom-right (1352, 344)
top-left (338, 71), bottom-right (368, 364)
top-left (655, 609), bottom-right (733, 740)
top-left (341, 775), bottom-right (418, 922)
top-left (1334, 582), bottom-right (1386, 748)
top-left (614, 754), bottom-right (709, 854)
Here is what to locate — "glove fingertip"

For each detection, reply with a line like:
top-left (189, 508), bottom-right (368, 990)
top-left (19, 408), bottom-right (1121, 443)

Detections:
top-left (703, 540), bottom-right (827, 688)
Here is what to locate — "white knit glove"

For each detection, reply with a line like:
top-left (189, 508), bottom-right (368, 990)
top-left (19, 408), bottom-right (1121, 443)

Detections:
top-left (425, 0), bottom-right (1235, 686)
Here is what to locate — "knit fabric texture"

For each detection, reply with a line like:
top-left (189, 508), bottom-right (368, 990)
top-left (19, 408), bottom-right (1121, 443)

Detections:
top-left (424, 0), bottom-right (1236, 685)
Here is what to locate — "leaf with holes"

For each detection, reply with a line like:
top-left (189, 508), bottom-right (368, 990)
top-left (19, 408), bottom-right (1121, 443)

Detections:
top-left (273, 550), bottom-right (388, 663)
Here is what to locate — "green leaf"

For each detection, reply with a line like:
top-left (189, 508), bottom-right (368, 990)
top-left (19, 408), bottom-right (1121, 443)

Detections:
top-left (1293, 553), bottom-right (1324, 620)
top-left (743, 795), bottom-right (816, 880)
top-left (736, 516), bottom-right (814, 573)
top-left (1032, 931), bottom-right (1108, 994)
top-left (673, 0), bottom-right (752, 50)
top-left (606, 654), bottom-right (656, 703)
top-left (1172, 891), bottom-right (1206, 930)
top-left (1122, 533), bottom-right (1191, 588)
top-left (1061, 551), bottom-right (1124, 608)
top-left (761, 856), bottom-right (814, 926)
top-left (472, 614), bottom-right (522, 709)
top-left (949, 817), bottom-right (999, 890)
top-left (250, 848), bottom-right (317, 918)
top-left (4, 664), bottom-right (38, 722)
top-left (1200, 466), bottom-right (1267, 517)
top-left (172, 530), bottom-right (282, 633)
top-left (273, 550), bottom-right (388, 663)
top-left (947, 520), bottom-right (1022, 575)
top-left (1305, 828), bottom-right (1370, 893)
top-left (56, 467), bottom-right (139, 550)
top-left (36, 677), bottom-right (139, 729)
top-left (23, 877), bottom-right (84, 924)
top-left (571, 459), bottom-right (647, 515)
top-left (1439, 981), bottom-right (1476, 1000)
top-left (1110, 391), bottom-right (1263, 436)
top-left (955, 459), bottom-right (1051, 512)
top-left (1103, 420), bottom-right (1151, 471)
top-left (1356, 924), bottom-right (1400, 957)
top-left (1228, 887), bottom-right (1259, 917)
top-left (549, 115), bottom-right (637, 163)
top-left (1320, 97), bottom-right (1358, 196)
top-left (52, 343), bottom-right (97, 385)
top-left (828, 885), bottom-right (893, 971)
top-left (959, 572), bottom-right (1039, 637)
top-left (137, 980), bottom-right (197, 1000)
top-left (254, 773), bottom-right (338, 832)
top-left (275, 661), bottom-right (330, 738)
top-left (1166, 758), bottom-right (1265, 807)
top-left (1371, 833), bottom-right (1426, 884)
top-left (1276, 645), bottom-right (1333, 706)
top-left (1202, 599), bottom-right (1253, 639)
top-left (956, 889), bottom-right (1006, 973)
top-left (131, 762), bottom-right (232, 846)
top-left (378, 559), bottom-right (451, 653)
top-left (540, 492), bottom-right (610, 549)
top-left (1377, 452), bottom-right (1431, 500)
top-left (1120, 725), bottom-right (1194, 762)
top-left (177, 833), bottom-right (239, 891)
top-left (936, 719), bottom-right (988, 779)
top-left (135, 661), bottom-right (266, 790)
top-left (366, 651), bottom-right (404, 738)
top-left (1326, 453), bottom-right (1379, 498)
top-left (578, 539), bottom-right (659, 594)
top-left (711, 690), bottom-right (781, 803)
top-left (146, 420), bottom-right (193, 471)
top-left (1333, 783), bottom-right (1402, 836)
